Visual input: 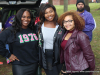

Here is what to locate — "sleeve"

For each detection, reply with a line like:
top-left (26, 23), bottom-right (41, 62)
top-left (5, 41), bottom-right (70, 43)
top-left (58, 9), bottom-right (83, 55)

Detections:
top-left (92, 18), bottom-right (96, 31)
top-left (78, 32), bottom-right (95, 75)
top-left (83, 13), bottom-right (95, 31)
top-left (0, 28), bottom-right (12, 58)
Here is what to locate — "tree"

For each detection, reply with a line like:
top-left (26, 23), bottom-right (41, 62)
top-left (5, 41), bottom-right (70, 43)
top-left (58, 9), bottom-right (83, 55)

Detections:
top-left (64, 0), bottom-right (68, 12)
top-left (48, 0), bottom-right (53, 5)
top-left (84, 0), bottom-right (89, 5)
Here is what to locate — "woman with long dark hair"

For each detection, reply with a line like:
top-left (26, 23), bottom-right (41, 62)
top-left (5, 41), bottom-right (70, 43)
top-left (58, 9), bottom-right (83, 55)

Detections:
top-left (37, 4), bottom-right (64, 75)
top-left (0, 8), bottom-right (39, 75)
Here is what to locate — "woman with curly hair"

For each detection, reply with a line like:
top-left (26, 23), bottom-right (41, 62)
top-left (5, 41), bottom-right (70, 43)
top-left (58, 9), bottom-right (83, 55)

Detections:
top-left (0, 8), bottom-right (38, 75)
top-left (58, 11), bottom-right (95, 75)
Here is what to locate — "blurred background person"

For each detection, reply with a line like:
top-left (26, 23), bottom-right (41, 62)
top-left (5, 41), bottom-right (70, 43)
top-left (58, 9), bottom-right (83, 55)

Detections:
top-left (76, 0), bottom-right (95, 42)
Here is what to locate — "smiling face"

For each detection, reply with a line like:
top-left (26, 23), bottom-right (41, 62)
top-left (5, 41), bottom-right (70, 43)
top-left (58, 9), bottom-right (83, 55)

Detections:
top-left (21, 11), bottom-right (31, 29)
top-left (63, 15), bottom-right (75, 31)
top-left (44, 7), bottom-right (55, 22)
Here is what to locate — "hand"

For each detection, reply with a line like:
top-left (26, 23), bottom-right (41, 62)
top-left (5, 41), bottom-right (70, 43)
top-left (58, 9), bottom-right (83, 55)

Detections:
top-left (1, 28), bottom-right (4, 31)
top-left (61, 70), bottom-right (67, 74)
top-left (9, 54), bottom-right (20, 62)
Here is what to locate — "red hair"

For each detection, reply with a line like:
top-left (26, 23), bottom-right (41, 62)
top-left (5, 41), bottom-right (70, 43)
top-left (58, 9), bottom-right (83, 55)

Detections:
top-left (58, 10), bottom-right (85, 31)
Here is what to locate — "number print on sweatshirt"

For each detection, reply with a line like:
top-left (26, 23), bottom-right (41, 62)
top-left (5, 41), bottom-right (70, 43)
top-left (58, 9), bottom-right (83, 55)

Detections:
top-left (18, 33), bottom-right (38, 43)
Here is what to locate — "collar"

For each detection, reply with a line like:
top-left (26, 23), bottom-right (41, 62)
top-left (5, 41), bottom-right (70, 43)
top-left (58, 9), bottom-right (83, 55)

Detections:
top-left (62, 29), bottom-right (79, 41)
top-left (79, 10), bottom-right (87, 15)
top-left (69, 29), bottom-right (79, 39)
top-left (41, 23), bottom-right (59, 32)
top-left (62, 29), bottom-right (79, 50)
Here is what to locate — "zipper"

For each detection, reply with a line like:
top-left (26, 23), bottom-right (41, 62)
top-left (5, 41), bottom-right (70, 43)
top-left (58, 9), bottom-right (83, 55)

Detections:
top-left (52, 27), bottom-right (59, 52)
top-left (69, 49), bottom-right (72, 73)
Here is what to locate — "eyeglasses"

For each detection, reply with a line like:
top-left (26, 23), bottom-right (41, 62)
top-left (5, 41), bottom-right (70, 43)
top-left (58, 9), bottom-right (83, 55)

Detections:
top-left (63, 20), bottom-right (73, 24)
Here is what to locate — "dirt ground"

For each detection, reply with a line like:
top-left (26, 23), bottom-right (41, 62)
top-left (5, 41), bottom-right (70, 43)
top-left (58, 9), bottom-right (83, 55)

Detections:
top-left (0, 56), bottom-right (100, 75)
top-left (0, 56), bottom-right (13, 75)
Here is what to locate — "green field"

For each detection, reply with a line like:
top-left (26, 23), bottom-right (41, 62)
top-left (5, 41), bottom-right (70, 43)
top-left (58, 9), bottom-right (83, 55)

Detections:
top-left (0, 3), bottom-right (100, 75)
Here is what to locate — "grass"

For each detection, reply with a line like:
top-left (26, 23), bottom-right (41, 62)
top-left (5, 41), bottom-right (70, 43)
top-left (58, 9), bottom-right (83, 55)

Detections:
top-left (0, 3), bottom-right (100, 75)
top-left (0, 55), bottom-right (12, 75)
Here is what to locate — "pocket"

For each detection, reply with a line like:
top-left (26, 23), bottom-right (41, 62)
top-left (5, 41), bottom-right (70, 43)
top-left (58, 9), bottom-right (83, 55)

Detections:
top-left (71, 55), bottom-right (79, 65)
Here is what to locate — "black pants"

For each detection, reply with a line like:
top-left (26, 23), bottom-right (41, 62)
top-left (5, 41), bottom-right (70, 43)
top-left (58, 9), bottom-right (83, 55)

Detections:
top-left (44, 64), bottom-right (63, 75)
top-left (12, 63), bottom-right (38, 75)
top-left (44, 49), bottom-right (63, 75)
top-left (61, 64), bottom-right (89, 75)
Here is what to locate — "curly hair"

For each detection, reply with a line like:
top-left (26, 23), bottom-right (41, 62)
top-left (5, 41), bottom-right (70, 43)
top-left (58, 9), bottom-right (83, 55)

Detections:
top-left (58, 10), bottom-right (85, 31)
top-left (12, 8), bottom-right (35, 38)
top-left (85, 5), bottom-right (90, 12)
top-left (38, 3), bottom-right (58, 32)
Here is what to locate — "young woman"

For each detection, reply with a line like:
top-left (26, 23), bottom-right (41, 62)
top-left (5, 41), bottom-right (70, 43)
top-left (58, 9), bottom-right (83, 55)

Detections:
top-left (37, 4), bottom-right (64, 75)
top-left (0, 8), bottom-right (39, 75)
top-left (58, 11), bottom-right (95, 75)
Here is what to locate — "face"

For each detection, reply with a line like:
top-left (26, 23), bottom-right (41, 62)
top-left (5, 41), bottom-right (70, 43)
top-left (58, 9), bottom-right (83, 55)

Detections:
top-left (21, 11), bottom-right (31, 29)
top-left (63, 15), bottom-right (75, 31)
top-left (77, 2), bottom-right (84, 12)
top-left (44, 7), bottom-right (55, 22)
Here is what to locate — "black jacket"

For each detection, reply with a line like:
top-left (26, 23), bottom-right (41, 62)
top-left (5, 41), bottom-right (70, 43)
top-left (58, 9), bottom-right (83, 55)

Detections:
top-left (37, 23), bottom-right (64, 69)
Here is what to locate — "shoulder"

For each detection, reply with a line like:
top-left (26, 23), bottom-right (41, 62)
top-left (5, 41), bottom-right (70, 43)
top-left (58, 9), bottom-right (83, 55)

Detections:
top-left (35, 23), bottom-right (39, 27)
top-left (57, 25), bottom-right (63, 31)
top-left (0, 26), bottom-right (14, 37)
top-left (57, 25), bottom-right (65, 35)
top-left (76, 31), bottom-right (91, 49)
top-left (77, 31), bottom-right (88, 36)
top-left (84, 10), bottom-right (90, 14)
top-left (6, 26), bottom-right (13, 30)
top-left (35, 22), bottom-right (43, 31)
top-left (77, 31), bottom-right (89, 41)
top-left (57, 25), bottom-right (63, 30)
top-left (3, 26), bottom-right (13, 33)
top-left (84, 10), bottom-right (93, 16)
